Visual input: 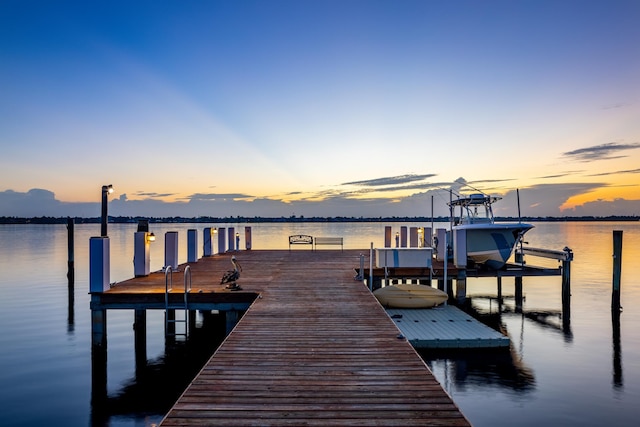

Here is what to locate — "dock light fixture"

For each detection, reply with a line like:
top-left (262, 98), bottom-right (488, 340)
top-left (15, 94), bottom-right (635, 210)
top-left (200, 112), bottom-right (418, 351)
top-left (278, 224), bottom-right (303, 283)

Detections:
top-left (236, 232), bottom-right (240, 251)
top-left (147, 232), bottom-right (156, 243)
top-left (101, 184), bottom-right (114, 237)
top-left (418, 228), bottom-right (424, 248)
top-left (395, 232), bottom-right (400, 248)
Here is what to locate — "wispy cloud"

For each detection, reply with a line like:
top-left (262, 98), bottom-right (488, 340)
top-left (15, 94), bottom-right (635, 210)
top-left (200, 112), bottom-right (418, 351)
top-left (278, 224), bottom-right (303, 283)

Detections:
top-left (602, 102), bottom-right (632, 110)
top-left (134, 191), bottom-right (177, 198)
top-left (342, 174), bottom-right (437, 187)
top-left (588, 168), bottom-right (640, 177)
top-left (187, 193), bottom-right (253, 201)
top-left (562, 142), bottom-right (640, 162)
top-left (538, 173), bottom-right (572, 179)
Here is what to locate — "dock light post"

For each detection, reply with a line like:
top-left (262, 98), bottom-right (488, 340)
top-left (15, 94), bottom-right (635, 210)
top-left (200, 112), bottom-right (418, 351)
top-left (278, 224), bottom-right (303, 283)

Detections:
top-left (101, 185), bottom-right (114, 237)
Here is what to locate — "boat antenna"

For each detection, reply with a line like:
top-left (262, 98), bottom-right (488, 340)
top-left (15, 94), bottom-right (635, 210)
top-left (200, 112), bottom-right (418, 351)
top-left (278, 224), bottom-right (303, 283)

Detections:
top-left (461, 181), bottom-right (489, 196)
top-left (430, 194), bottom-right (434, 246)
top-left (517, 188), bottom-right (522, 224)
top-left (448, 189), bottom-right (454, 230)
top-left (516, 188), bottom-right (525, 268)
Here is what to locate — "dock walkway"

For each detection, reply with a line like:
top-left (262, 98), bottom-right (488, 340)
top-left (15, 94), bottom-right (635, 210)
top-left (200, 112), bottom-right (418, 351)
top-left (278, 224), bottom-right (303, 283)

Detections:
top-left (132, 250), bottom-right (472, 426)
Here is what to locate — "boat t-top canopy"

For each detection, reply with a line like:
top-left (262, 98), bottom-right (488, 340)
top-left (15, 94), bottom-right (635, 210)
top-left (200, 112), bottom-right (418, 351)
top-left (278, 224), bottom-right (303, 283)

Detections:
top-left (448, 193), bottom-right (502, 207)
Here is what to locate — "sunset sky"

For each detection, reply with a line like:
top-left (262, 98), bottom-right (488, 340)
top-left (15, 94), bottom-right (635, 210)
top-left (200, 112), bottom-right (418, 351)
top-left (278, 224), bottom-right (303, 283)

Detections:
top-left (1, 0), bottom-right (639, 218)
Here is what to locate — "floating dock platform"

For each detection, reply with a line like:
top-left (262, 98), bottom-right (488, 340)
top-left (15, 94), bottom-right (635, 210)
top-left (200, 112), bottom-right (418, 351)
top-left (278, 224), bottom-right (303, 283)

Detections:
top-left (387, 305), bottom-right (510, 349)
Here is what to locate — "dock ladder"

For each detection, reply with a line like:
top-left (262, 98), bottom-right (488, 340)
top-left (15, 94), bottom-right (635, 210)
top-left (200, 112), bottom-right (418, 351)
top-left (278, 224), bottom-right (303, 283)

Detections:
top-left (164, 265), bottom-right (192, 338)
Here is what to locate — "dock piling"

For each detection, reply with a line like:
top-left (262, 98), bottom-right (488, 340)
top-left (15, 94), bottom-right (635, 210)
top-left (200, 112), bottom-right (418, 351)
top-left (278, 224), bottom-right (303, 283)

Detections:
top-left (515, 277), bottom-right (523, 313)
top-left (67, 218), bottom-right (75, 328)
top-left (612, 230), bottom-right (623, 312)
top-left (67, 217), bottom-right (74, 284)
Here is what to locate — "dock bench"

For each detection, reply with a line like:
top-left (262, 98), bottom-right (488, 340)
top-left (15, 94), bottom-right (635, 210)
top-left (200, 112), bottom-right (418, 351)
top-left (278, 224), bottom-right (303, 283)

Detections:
top-left (314, 236), bottom-right (343, 251)
top-left (289, 234), bottom-right (313, 250)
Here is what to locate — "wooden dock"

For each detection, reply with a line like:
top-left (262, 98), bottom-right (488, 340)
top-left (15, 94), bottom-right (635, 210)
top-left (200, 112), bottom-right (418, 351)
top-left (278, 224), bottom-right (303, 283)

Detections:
top-left (93, 250), bottom-right (470, 426)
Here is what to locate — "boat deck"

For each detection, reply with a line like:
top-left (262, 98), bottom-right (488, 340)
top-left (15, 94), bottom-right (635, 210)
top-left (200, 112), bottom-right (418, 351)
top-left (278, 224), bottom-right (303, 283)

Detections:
top-left (102, 250), bottom-right (470, 426)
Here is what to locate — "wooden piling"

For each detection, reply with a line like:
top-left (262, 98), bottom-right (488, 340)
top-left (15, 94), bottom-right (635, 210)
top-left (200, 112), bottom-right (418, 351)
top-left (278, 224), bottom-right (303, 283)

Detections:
top-left (515, 277), bottom-right (523, 313)
top-left (456, 269), bottom-right (467, 302)
top-left (67, 217), bottom-right (74, 283)
top-left (562, 256), bottom-right (571, 326)
top-left (612, 230), bottom-right (623, 312)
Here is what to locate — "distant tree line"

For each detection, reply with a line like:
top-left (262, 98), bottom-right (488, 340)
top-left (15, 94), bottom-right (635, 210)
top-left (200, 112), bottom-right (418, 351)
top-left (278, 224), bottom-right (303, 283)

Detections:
top-left (0, 215), bottom-right (638, 225)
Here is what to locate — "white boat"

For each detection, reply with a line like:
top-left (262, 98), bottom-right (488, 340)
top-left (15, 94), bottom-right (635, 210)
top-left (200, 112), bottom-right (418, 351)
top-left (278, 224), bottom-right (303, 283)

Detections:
top-left (449, 193), bottom-right (533, 269)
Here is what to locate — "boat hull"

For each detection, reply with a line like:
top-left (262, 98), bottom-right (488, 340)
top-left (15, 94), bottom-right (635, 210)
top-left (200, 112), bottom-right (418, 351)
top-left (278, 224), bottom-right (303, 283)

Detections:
top-left (454, 223), bottom-right (533, 269)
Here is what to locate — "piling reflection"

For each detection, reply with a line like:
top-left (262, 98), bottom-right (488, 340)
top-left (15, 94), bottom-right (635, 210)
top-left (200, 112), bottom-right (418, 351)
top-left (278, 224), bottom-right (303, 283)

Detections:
top-left (421, 346), bottom-right (536, 393)
top-left (612, 311), bottom-right (623, 390)
top-left (463, 295), bottom-right (574, 343)
top-left (66, 217), bottom-right (75, 333)
top-left (66, 269), bottom-right (74, 333)
top-left (90, 310), bottom-right (226, 427)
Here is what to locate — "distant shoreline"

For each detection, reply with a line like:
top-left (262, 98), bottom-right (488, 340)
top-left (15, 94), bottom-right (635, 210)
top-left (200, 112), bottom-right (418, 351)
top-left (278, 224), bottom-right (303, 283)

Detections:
top-left (1, 215), bottom-right (638, 225)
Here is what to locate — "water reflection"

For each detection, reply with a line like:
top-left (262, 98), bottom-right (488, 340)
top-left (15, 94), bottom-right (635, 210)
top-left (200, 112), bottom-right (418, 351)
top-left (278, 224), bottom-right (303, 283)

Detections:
top-left (612, 311), bottom-right (623, 390)
top-left (419, 293), bottom-right (585, 396)
top-left (67, 265), bottom-right (74, 333)
top-left (90, 310), bottom-right (225, 427)
top-left (422, 346), bottom-right (536, 393)
top-left (463, 295), bottom-right (574, 342)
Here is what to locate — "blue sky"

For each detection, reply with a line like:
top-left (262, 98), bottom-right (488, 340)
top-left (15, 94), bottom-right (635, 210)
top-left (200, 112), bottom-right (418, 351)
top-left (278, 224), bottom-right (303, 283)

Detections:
top-left (1, 0), bottom-right (639, 218)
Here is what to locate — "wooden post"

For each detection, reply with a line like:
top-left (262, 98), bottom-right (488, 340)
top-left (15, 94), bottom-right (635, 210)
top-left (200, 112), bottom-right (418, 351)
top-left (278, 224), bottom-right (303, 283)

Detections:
top-left (612, 230), bottom-right (623, 312)
top-left (515, 276), bottom-right (523, 313)
top-left (562, 258), bottom-right (571, 327)
top-left (67, 217), bottom-right (74, 283)
top-left (245, 226), bottom-right (252, 250)
top-left (456, 269), bottom-right (467, 302)
top-left (67, 218), bottom-right (75, 328)
top-left (369, 243), bottom-right (373, 291)
top-left (384, 226), bottom-right (391, 248)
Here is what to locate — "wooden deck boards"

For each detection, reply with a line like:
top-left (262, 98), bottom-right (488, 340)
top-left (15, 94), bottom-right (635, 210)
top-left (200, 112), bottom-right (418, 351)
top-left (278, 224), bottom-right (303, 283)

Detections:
top-left (106, 250), bottom-right (469, 426)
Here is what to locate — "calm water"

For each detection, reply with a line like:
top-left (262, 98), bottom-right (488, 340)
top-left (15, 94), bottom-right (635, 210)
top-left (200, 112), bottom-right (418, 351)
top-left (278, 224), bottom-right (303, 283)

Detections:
top-left (0, 221), bottom-right (639, 426)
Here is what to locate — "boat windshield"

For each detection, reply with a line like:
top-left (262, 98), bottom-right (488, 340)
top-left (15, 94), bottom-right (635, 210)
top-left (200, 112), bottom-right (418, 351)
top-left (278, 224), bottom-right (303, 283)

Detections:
top-left (449, 194), bottom-right (500, 225)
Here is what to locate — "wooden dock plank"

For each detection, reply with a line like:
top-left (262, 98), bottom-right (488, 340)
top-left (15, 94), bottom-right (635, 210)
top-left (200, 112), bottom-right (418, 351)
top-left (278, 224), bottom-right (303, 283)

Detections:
top-left (140, 250), bottom-right (472, 426)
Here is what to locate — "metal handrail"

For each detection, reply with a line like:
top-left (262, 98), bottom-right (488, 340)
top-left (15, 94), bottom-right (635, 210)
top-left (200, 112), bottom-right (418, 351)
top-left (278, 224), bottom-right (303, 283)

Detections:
top-left (184, 265), bottom-right (192, 293)
top-left (164, 265), bottom-right (173, 309)
top-left (164, 265), bottom-right (191, 337)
